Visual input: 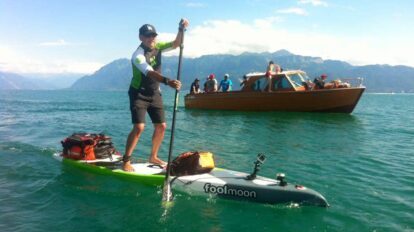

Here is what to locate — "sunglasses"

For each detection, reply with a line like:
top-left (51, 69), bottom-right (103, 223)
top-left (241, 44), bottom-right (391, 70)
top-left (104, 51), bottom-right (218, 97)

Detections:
top-left (143, 33), bottom-right (157, 38)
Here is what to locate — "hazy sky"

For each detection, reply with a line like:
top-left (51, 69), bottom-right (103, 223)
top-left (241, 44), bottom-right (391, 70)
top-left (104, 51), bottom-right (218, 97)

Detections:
top-left (1, 0), bottom-right (413, 75)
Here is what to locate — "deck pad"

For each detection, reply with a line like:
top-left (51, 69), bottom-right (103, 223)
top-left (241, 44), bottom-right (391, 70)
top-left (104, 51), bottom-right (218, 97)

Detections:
top-left (113, 163), bottom-right (166, 175)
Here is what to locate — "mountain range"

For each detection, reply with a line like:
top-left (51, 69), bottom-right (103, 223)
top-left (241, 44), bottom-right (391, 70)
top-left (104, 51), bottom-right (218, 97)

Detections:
top-left (2, 50), bottom-right (414, 92)
top-left (0, 72), bottom-right (44, 90)
top-left (0, 71), bottom-right (81, 90)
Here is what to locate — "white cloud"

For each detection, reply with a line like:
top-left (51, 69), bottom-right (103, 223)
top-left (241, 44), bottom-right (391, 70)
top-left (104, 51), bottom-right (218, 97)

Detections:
top-left (254, 16), bottom-right (284, 27)
top-left (162, 20), bottom-right (272, 57)
top-left (185, 2), bottom-right (205, 8)
top-left (3, 59), bottom-right (103, 74)
top-left (38, 39), bottom-right (70, 47)
top-left (277, 7), bottom-right (308, 16)
top-left (0, 46), bottom-right (20, 63)
top-left (0, 45), bottom-right (102, 74)
top-left (28, 60), bottom-right (104, 74)
top-left (160, 19), bottom-right (414, 68)
top-left (298, 0), bottom-right (328, 7)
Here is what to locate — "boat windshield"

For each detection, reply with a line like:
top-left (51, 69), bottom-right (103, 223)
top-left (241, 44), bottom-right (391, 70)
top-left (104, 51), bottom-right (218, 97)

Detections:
top-left (287, 73), bottom-right (306, 88)
top-left (273, 76), bottom-right (292, 90)
top-left (253, 78), bottom-right (270, 91)
top-left (298, 72), bottom-right (311, 82)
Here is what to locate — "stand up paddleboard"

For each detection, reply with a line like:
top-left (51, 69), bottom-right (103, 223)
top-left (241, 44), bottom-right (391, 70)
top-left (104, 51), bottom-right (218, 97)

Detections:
top-left (53, 153), bottom-right (329, 207)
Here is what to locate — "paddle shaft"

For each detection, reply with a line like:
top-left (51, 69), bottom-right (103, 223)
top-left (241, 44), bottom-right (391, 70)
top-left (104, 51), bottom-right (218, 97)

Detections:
top-left (162, 28), bottom-right (185, 202)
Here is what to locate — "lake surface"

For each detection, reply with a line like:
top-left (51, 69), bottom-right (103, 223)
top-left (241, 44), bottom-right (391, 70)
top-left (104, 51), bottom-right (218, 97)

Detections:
top-left (0, 90), bottom-right (413, 231)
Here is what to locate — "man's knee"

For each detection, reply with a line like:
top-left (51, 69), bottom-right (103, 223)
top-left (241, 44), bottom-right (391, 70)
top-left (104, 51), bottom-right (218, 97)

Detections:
top-left (132, 123), bottom-right (145, 135)
top-left (154, 123), bottom-right (167, 132)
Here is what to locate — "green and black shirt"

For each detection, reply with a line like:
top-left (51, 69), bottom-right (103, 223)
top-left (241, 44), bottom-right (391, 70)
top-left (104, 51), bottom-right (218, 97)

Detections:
top-left (130, 41), bottom-right (173, 95)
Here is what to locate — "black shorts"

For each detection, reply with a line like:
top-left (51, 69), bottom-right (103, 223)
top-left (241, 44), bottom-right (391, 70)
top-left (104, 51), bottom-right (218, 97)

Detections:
top-left (128, 87), bottom-right (165, 124)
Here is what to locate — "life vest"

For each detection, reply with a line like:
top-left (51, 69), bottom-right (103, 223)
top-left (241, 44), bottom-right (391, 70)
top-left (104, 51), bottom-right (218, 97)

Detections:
top-left (61, 133), bottom-right (119, 160)
top-left (169, 151), bottom-right (215, 176)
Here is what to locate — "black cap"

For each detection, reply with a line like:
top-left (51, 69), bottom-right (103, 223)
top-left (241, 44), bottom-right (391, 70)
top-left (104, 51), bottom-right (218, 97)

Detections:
top-left (139, 24), bottom-right (158, 37)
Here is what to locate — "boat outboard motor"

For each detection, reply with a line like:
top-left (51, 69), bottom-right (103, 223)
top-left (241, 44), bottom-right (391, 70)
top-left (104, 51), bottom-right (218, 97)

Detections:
top-left (246, 153), bottom-right (266, 180)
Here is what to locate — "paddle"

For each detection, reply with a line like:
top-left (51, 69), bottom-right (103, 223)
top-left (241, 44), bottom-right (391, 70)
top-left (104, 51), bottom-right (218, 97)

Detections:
top-left (162, 22), bottom-right (185, 203)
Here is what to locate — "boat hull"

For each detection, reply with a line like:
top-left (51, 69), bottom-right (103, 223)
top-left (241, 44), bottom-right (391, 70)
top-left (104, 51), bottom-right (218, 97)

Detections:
top-left (184, 87), bottom-right (365, 113)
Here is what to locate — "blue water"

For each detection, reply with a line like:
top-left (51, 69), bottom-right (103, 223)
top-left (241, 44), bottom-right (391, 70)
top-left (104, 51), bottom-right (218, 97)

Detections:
top-left (0, 90), bottom-right (413, 231)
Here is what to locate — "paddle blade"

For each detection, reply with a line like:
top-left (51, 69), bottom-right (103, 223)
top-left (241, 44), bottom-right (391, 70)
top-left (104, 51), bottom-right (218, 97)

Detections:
top-left (162, 179), bottom-right (173, 202)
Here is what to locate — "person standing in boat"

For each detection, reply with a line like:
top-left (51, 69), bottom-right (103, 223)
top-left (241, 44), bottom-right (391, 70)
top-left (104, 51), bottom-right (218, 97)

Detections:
top-left (275, 65), bottom-right (281, 73)
top-left (205, 74), bottom-right (218, 92)
top-left (190, 78), bottom-right (201, 94)
top-left (218, 74), bottom-right (233, 92)
top-left (265, 61), bottom-right (275, 92)
top-left (123, 19), bottom-right (189, 172)
top-left (265, 61), bottom-right (281, 92)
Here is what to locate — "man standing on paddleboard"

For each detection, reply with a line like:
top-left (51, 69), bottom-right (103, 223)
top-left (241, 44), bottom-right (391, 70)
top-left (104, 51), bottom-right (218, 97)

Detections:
top-left (123, 19), bottom-right (189, 172)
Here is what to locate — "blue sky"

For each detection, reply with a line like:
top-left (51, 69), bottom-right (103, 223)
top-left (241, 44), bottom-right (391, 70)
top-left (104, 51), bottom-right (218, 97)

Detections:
top-left (1, 0), bottom-right (413, 75)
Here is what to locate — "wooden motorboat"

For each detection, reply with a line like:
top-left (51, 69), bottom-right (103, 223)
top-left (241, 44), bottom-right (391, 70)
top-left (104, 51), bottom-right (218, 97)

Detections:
top-left (184, 70), bottom-right (365, 113)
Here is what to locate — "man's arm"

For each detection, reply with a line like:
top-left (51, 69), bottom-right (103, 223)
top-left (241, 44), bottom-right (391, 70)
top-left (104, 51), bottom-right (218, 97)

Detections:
top-left (172, 18), bottom-right (189, 48)
top-left (147, 70), bottom-right (181, 90)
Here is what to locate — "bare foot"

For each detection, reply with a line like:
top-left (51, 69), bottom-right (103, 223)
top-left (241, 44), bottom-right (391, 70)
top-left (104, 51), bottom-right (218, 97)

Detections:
top-left (123, 161), bottom-right (135, 172)
top-left (149, 157), bottom-right (167, 167)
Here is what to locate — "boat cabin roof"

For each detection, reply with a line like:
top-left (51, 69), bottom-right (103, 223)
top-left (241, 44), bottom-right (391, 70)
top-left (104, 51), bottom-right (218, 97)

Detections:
top-left (242, 70), bottom-right (311, 92)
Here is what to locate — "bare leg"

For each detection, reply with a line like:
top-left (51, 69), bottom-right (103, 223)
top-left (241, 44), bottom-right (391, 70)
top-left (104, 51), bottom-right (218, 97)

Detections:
top-left (123, 123), bottom-right (145, 172)
top-left (149, 123), bottom-right (167, 165)
top-left (267, 76), bottom-right (272, 92)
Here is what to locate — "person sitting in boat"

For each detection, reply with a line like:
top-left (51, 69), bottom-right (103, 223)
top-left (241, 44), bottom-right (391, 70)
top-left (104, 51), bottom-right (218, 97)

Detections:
top-left (240, 75), bottom-right (248, 88)
top-left (313, 74), bottom-right (327, 89)
top-left (203, 76), bottom-right (208, 92)
top-left (205, 74), bottom-right (218, 92)
top-left (302, 80), bottom-right (314, 90)
top-left (240, 74), bottom-right (255, 91)
top-left (218, 74), bottom-right (233, 92)
top-left (190, 78), bottom-right (201, 94)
